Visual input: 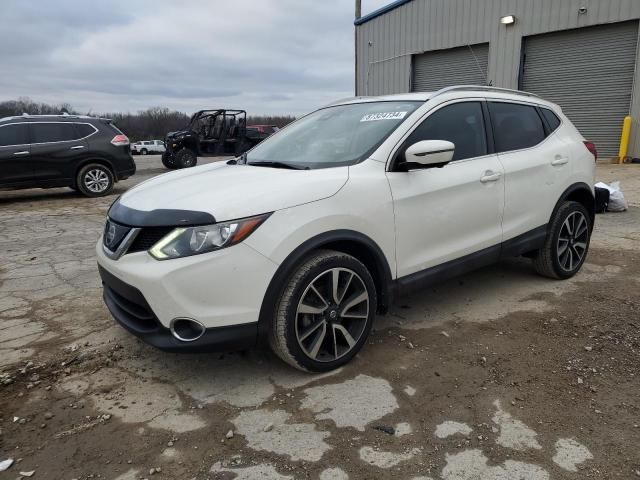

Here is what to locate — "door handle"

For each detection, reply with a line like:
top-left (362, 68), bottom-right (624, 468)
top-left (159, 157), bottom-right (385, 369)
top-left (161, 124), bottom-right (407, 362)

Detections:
top-left (551, 156), bottom-right (569, 166)
top-left (13, 151), bottom-right (29, 156)
top-left (70, 145), bottom-right (85, 150)
top-left (480, 171), bottom-right (501, 183)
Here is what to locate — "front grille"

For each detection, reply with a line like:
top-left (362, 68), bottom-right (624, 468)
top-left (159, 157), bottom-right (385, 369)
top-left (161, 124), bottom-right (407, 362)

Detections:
top-left (103, 219), bottom-right (132, 252)
top-left (128, 227), bottom-right (174, 253)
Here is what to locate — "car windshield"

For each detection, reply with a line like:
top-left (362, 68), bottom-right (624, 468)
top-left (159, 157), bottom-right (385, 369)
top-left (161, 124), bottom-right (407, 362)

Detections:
top-left (246, 101), bottom-right (421, 169)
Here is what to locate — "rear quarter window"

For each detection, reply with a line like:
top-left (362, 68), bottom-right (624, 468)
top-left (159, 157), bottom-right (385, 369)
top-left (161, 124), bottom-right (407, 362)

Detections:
top-left (541, 108), bottom-right (561, 132)
top-left (74, 123), bottom-right (97, 138)
top-left (489, 102), bottom-right (546, 152)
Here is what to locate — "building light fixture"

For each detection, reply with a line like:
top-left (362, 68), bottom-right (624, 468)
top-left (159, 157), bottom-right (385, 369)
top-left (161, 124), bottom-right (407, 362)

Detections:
top-left (500, 15), bottom-right (516, 25)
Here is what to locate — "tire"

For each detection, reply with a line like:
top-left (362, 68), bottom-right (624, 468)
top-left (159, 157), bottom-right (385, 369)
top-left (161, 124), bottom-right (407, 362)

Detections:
top-left (269, 250), bottom-right (377, 372)
top-left (140, 148), bottom-right (148, 155)
top-left (533, 201), bottom-right (592, 279)
top-left (161, 152), bottom-right (178, 169)
top-left (76, 163), bottom-right (114, 197)
top-left (174, 148), bottom-right (197, 169)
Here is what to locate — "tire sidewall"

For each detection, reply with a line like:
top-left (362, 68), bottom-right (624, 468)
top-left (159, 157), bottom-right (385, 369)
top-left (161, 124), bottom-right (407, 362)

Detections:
top-left (549, 202), bottom-right (592, 279)
top-left (76, 164), bottom-right (114, 197)
top-left (279, 253), bottom-right (377, 372)
top-left (176, 149), bottom-right (197, 168)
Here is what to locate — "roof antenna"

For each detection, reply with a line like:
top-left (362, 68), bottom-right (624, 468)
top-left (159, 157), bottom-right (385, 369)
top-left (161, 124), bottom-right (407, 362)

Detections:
top-left (467, 44), bottom-right (489, 86)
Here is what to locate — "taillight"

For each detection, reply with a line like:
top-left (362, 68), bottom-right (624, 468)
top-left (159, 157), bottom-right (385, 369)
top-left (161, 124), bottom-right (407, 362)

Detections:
top-left (111, 134), bottom-right (130, 146)
top-left (584, 141), bottom-right (597, 161)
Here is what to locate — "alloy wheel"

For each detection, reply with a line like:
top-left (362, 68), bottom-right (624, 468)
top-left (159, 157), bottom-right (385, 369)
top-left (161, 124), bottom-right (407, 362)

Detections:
top-left (295, 267), bottom-right (370, 362)
top-left (557, 211), bottom-right (589, 272)
top-left (84, 169), bottom-right (110, 193)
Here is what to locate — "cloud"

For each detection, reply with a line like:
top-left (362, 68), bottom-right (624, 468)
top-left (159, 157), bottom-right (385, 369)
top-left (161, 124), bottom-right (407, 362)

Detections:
top-left (1, 0), bottom-right (392, 116)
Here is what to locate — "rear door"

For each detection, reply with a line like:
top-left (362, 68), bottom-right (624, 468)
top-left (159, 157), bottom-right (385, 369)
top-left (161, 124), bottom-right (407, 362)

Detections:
top-left (29, 122), bottom-right (90, 183)
top-left (488, 101), bottom-right (572, 240)
top-left (0, 123), bottom-right (32, 186)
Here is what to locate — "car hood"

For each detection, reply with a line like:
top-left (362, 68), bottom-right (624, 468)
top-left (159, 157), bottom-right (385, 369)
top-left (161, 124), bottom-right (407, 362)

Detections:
top-left (118, 161), bottom-right (349, 222)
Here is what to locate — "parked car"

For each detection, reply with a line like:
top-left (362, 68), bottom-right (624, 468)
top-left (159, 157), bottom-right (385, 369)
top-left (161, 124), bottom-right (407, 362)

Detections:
top-left (0, 114), bottom-right (135, 197)
top-left (97, 86), bottom-right (596, 372)
top-left (162, 109), bottom-right (255, 169)
top-left (246, 125), bottom-right (279, 144)
top-left (131, 140), bottom-right (165, 155)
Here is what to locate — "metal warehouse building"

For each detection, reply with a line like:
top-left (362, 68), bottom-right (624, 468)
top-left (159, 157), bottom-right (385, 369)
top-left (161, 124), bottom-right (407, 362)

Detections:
top-left (355, 0), bottom-right (640, 158)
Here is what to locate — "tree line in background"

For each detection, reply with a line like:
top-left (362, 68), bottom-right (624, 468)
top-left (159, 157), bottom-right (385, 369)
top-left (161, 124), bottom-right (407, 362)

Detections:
top-left (0, 98), bottom-right (296, 141)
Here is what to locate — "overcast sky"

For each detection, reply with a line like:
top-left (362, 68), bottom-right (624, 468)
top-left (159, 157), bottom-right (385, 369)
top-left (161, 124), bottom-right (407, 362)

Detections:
top-left (1, 0), bottom-right (389, 116)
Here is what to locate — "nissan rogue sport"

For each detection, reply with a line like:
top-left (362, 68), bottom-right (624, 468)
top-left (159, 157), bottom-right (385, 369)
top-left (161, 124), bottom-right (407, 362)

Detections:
top-left (0, 114), bottom-right (135, 197)
top-left (97, 86), bottom-right (596, 372)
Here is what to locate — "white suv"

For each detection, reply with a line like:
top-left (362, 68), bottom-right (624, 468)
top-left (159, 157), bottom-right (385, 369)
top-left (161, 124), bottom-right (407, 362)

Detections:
top-left (97, 86), bottom-right (596, 372)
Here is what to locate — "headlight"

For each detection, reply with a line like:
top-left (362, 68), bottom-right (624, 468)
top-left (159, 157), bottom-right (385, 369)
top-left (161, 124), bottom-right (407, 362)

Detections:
top-left (149, 213), bottom-right (271, 260)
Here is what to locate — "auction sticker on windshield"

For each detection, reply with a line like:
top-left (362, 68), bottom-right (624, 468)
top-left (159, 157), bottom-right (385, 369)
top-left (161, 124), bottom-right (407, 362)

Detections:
top-left (360, 111), bottom-right (408, 122)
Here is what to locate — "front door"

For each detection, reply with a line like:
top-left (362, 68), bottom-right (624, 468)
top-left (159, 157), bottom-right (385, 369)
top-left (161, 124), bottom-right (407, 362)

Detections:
top-left (386, 101), bottom-right (505, 279)
top-left (0, 123), bottom-right (32, 186)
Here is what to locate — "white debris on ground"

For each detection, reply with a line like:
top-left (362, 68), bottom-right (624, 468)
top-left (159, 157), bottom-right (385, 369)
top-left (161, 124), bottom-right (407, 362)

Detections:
top-left (113, 469), bottom-right (140, 480)
top-left (492, 400), bottom-right (542, 451)
top-left (232, 409), bottom-right (331, 462)
top-left (434, 421), bottom-right (473, 439)
top-left (552, 438), bottom-right (594, 472)
top-left (319, 467), bottom-right (349, 480)
top-left (358, 446), bottom-right (420, 468)
top-left (442, 449), bottom-right (549, 480)
top-left (395, 422), bottom-right (413, 436)
top-left (301, 375), bottom-right (398, 431)
top-left (210, 461), bottom-right (293, 480)
top-left (0, 459), bottom-right (14, 472)
top-left (404, 385), bottom-right (417, 396)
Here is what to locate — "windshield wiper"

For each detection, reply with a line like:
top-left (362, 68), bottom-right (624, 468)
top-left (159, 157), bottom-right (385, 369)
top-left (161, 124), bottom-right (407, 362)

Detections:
top-left (248, 161), bottom-right (307, 170)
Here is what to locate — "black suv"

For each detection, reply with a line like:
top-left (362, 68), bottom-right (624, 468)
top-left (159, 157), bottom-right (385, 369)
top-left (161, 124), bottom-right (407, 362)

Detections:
top-left (0, 114), bottom-right (135, 197)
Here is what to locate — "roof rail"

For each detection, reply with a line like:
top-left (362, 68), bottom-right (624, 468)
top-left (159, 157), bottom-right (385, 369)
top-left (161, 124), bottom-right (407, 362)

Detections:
top-left (431, 85), bottom-right (540, 99)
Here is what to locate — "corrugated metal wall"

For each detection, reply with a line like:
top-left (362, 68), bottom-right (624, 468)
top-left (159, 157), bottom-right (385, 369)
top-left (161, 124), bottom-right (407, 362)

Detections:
top-left (412, 43), bottom-right (490, 91)
top-left (520, 21), bottom-right (638, 157)
top-left (355, 0), bottom-right (640, 157)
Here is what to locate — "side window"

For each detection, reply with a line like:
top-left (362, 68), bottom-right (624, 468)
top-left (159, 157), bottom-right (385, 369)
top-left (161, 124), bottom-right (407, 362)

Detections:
top-left (402, 102), bottom-right (487, 161)
top-left (489, 102), bottom-right (546, 152)
top-left (0, 124), bottom-right (30, 147)
top-left (541, 108), bottom-right (561, 133)
top-left (74, 123), bottom-right (96, 138)
top-left (32, 123), bottom-right (77, 143)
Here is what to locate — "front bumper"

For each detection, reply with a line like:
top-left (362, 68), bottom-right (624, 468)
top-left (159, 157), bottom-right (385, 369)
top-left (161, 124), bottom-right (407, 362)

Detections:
top-left (99, 265), bottom-right (257, 352)
top-left (96, 238), bottom-right (279, 352)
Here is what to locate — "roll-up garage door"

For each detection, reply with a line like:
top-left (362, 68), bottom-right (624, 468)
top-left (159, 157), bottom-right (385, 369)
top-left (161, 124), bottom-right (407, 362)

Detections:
top-left (412, 43), bottom-right (490, 91)
top-left (520, 21), bottom-right (639, 157)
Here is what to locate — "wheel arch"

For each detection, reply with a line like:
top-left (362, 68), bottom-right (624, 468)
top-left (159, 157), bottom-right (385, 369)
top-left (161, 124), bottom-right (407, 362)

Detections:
top-left (257, 230), bottom-right (393, 340)
top-left (550, 182), bottom-right (595, 227)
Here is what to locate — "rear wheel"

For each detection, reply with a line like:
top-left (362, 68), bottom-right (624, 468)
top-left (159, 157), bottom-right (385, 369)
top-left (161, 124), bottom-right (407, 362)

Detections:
top-left (76, 164), bottom-right (114, 197)
top-left (270, 250), bottom-right (376, 372)
top-left (533, 201), bottom-right (591, 279)
top-left (175, 148), bottom-right (197, 168)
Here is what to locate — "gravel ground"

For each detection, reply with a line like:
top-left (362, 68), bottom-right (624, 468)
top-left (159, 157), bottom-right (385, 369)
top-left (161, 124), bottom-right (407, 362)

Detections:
top-left (0, 157), bottom-right (638, 479)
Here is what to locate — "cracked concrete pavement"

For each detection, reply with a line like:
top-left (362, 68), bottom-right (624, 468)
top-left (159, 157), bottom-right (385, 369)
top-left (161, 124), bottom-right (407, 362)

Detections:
top-left (1, 158), bottom-right (639, 479)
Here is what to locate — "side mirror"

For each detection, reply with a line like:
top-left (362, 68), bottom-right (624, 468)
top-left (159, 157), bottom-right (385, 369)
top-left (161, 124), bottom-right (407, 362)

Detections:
top-left (403, 140), bottom-right (455, 169)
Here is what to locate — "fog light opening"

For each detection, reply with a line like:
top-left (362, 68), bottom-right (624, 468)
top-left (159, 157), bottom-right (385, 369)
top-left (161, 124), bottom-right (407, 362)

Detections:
top-left (170, 318), bottom-right (205, 342)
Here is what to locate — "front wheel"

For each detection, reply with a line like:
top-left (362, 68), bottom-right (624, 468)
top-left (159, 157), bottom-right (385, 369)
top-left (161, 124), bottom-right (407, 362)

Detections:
top-left (161, 152), bottom-right (178, 169)
top-left (270, 250), bottom-right (376, 372)
top-left (140, 148), bottom-right (148, 155)
top-left (175, 148), bottom-right (197, 168)
top-left (533, 201), bottom-right (592, 279)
